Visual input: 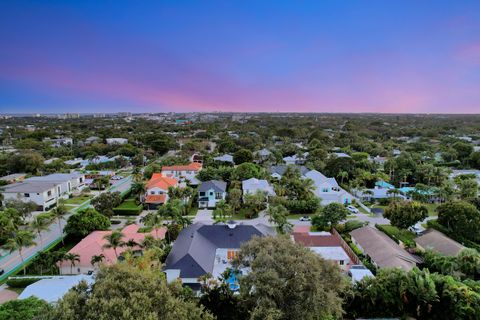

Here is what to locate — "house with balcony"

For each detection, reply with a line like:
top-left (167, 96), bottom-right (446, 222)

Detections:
top-left (198, 180), bottom-right (227, 208)
top-left (144, 173), bottom-right (179, 209)
top-left (1, 173), bottom-right (85, 211)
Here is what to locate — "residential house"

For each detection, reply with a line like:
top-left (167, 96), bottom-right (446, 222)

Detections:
top-left (283, 153), bottom-right (308, 165)
top-left (415, 229), bottom-right (465, 256)
top-left (198, 180), bottom-right (227, 208)
top-left (164, 222), bottom-right (274, 289)
top-left (255, 148), bottom-right (271, 162)
top-left (1, 173), bottom-right (86, 211)
top-left (450, 169), bottom-right (480, 185)
top-left (43, 137), bottom-right (73, 147)
top-left (190, 153), bottom-right (203, 164)
top-left (350, 226), bottom-right (421, 271)
top-left (144, 173), bottom-right (178, 209)
top-left (304, 170), bottom-right (354, 205)
top-left (58, 224), bottom-right (166, 275)
top-left (85, 136), bottom-right (101, 145)
top-left (332, 152), bottom-right (351, 158)
top-left (269, 165), bottom-right (309, 180)
top-left (106, 138), bottom-right (128, 145)
top-left (161, 162), bottom-right (202, 185)
top-left (292, 226), bottom-right (358, 271)
top-left (213, 154), bottom-right (234, 164)
top-left (242, 178), bottom-right (276, 198)
top-left (18, 275), bottom-right (94, 303)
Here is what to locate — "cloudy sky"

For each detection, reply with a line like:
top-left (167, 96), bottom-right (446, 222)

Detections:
top-left (1, 0), bottom-right (480, 113)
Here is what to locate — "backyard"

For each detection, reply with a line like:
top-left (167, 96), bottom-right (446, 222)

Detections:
top-left (63, 195), bottom-right (92, 205)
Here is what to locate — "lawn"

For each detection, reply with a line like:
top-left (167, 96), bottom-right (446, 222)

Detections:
top-left (116, 199), bottom-right (140, 209)
top-left (63, 195), bottom-right (92, 205)
top-left (377, 224), bottom-right (416, 245)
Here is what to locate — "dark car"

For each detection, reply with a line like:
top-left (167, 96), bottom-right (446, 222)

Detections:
top-left (0, 269), bottom-right (4, 276)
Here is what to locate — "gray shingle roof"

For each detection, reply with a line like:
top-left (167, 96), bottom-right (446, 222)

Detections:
top-left (165, 223), bottom-right (274, 278)
top-left (269, 165), bottom-right (309, 176)
top-left (198, 180), bottom-right (227, 193)
top-left (415, 229), bottom-right (465, 256)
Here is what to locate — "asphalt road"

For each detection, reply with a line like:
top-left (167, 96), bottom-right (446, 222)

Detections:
top-left (0, 176), bottom-right (132, 282)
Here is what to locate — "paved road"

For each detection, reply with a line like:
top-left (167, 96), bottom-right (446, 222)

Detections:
top-left (0, 176), bottom-right (132, 282)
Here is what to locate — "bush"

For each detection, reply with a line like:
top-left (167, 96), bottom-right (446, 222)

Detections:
top-left (6, 278), bottom-right (40, 288)
top-left (271, 197), bottom-right (320, 214)
top-left (113, 199), bottom-right (143, 216)
top-left (344, 220), bottom-right (365, 233)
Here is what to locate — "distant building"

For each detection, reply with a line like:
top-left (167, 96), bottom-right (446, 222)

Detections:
top-left (0, 173), bottom-right (27, 184)
top-left (106, 138), bottom-right (128, 145)
top-left (213, 154), bottom-right (234, 164)
top-left (43, 137), bottom-right (73, 148)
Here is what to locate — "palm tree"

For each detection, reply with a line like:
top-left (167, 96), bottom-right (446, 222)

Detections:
top-left (387, 188), bottom-right (402, 200)
top-left (4, 230), bottom-right (36, 275)
top-left (102, 230), bottom-right (125, 258)
top-left (131, 181), bottom-right (146, 202)
top-left (125, 239), bottom-right (138, 248)
top-left (63, 253), bottom-right (80, 274)
top-left (142, 212), bottom-right (164, 239)
top-left (90, 254), bottom-right (105, 268)
top-left (338, 171), bottom-right (349, 185)
top-left (29, 213), bottom-right (51, 248)
top-left (51, 204), bottom-right (68, 244)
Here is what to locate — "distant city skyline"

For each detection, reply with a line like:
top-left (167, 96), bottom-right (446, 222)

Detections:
top-left (1, 1), bottom-right (480, 114)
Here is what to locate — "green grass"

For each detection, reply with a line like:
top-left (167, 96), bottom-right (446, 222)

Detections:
top-left (116, 199), bottom-right (140, 209)
top-left (377, 224), bottom-right (416, 244)
top-left (7, 287), bottom-right (24, 295)
top-left (287, 213), bottom-right (309, 220)
top-left (63, 195), bottom-right (92, 205)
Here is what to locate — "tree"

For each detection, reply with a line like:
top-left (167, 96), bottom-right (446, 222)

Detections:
top-left (312, 203), bottom-right (349, 230)
top-left (0, 208), bottom-right (22, 244)
top-left (456, 178), bottom-right (478, 200)
top-left (231, 162), bottom-right (263, 181)
top-left (51, 204), bottom-right (68, 244)
top-left (43, 259), bottom-right (213, 320)
top-left (63, 253), bottom-right (80, 274)
top-left (213, 200), bottom-right (232, 223)
top-left (437, 201), bottom-right (480, 242)
top-left (233, 236), bottom-right (345, 320)
top-left (102, 230), bottom-right (125, 258)
top-left (4, 230), bottom-right (36, 275)
top-left (90, 254), bottom-right (105, 268)
top-left (266, 204), bottom-right (292, 234)
top-left (4, 199), bottom-right (37, 221)
top-left (384, 201), bottom-right (428, 229)
top-left (243, 191), bottom-right (267, 217)
top-left (92, 176), bottom-right (110, 190)
top-left (29, 213), bottom-right (52, 247)
top-left (91, 191), bottom-right (122, 217)
top-left (131, 181), bottom-right (146, 202)
top-left (233, 149), bottom-right (253, 165)
top-left (0, 296), bottom-right (51, 320)
top-left (64, 208), bottom-right (111, 238)
top-left (227, 188), bottom-right (242, 214)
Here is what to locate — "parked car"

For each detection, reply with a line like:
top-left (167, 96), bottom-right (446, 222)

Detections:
top-left (299, 216), bottom-right (311, 221)
top-left (346, 205), bottom-right (359, 214)
top-left (409, 225), bottom-right (423, 235)
top-left (0, 268), bottom-right (4, 275)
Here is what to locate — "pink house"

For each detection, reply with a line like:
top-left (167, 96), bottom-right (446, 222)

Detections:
top-left (58, 224), bottom-right (166, 275)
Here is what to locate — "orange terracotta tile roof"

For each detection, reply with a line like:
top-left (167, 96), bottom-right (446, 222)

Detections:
top-left (58, 224), bottom-right (166, 270)
top-left (146, 173), bottom-right (178, 190)
top-left (161, 162), bottom-right (202, 172)
top-left (145, 194), bottom-right (167, 204)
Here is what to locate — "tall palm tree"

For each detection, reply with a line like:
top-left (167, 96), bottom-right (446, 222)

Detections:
top-left (90, 254), bottom-right (105, 268)
top-left (4, 230), bottom-right (36, 275)
top-left (51, 205), bottom-right (68, 244)
top-left (102, 230), bottom-right (125, 258)
top-left (29, 213), bottom-right (51, 248)
top-left (142, 212), bottom-right (163, 239)
top-left (131, 181), bottom-right (146, 202)
top-left (125, 239), bottom-right (138, 248)
top-left (63, 253), bottom-right (80, 274)
top-left (338, 171), bottom-right (349, 185)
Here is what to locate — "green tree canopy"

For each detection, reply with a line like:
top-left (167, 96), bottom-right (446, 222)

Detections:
top-left (384, 200), bottom-right (428, 229)
top-left (64, 208), bottom-right (111, 238)
top-left (0, 296), bottom-right (51, 320)
top-left (91, 192), bottom-right (122, 217)
top-left (437, 201), bottom-right (480, 243)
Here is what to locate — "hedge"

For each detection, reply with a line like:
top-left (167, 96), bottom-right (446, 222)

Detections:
top-left (6, 278), bottom-right (40, 288)
top-left (113, 206), bottom-right (142, 215)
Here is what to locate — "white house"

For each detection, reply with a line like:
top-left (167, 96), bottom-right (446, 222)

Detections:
top-left (161, 162), bottom-right (202, 185)
top-left (242, 178), bottom-right (276, 198)
top-left (1, 173), bottom-right (85, 211)
top-left (106, 138), bottom-right (128, 145)
top-left (304, 170), bottom-right (353, 205)
top-left (43, 137), bottom-right (73, 148)
top-left (144, 173), bottom-right (179, 209)
top-left (283, 153), bottom-right (308, 165)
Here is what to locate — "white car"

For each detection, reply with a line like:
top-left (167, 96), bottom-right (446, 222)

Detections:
top-left (346, 205), bottom-right (359, 214)
top-left (299, 216), bottom-right (311, 222)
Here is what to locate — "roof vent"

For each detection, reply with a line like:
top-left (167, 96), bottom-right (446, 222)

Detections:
top-left (227, 220), bottom-right (237, 229)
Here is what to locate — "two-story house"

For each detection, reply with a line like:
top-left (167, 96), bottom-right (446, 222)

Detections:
top-left (1, 173), bottom-right (86, 211)
top-left (304, 170), bottom-right (353, 205)
top-left (161, 162), bottom-right (202, 185)
top-left (144, 173), bottom-right (178, 209)
top-left (198, 180), bottom-right (227, 208)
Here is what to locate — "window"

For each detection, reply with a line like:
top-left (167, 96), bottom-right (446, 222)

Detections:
top-left (322, 188), bottom-right (328, 192)
top-left (24, 193), bottom-right (30, 197)
top-left (80, 178), bottom-right (83, 183)
top-left (150, 191), bottom-right (155, 195)
top-left (210, 192), bottom-right (213, 196)
top-left (199, 192), bottom-right (205, 197)
top-left (47, 191), bottom-right (52, 197)
top-left (339, 260), bottom-right (344, 265)
top-left (215, 192), bottom-right (223, 200)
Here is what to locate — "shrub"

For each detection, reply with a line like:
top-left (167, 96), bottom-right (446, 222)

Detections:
top-left (6, 278), bottom-right (40, 288)
top-left (344, 220), bottom-right (364, 233)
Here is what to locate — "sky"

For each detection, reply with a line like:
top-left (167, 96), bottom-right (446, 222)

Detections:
top-left (1, 0), bottom-right (480, 114)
